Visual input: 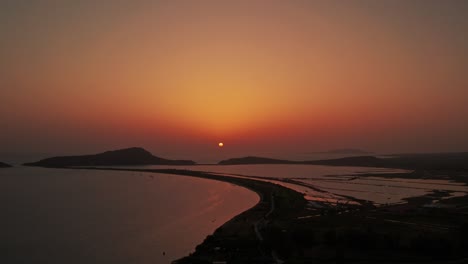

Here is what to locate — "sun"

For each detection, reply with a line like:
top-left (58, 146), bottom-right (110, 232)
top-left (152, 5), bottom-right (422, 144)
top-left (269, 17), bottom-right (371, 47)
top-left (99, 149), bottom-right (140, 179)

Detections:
top-left (218, 142), bottom-right (224, 147)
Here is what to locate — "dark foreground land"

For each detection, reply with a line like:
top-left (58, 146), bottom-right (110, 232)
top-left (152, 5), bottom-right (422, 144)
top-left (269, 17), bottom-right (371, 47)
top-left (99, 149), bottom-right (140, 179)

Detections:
top-left (74, 167), bottom-right (468, 264)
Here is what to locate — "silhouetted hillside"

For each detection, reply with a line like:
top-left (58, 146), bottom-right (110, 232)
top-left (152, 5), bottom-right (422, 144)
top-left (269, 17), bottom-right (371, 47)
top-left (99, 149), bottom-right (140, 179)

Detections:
top-left (305, 156), bottom-right (385, 166)
top-left (219, 155), bottom-right (383, 166)
top-left (0, 162), bottom-right (12, 168)
top-left (382, 152), bottom-right (468, 170)
top-left (24, 147), bottom-right (196, 167)
top-left (321, 148), bottom-right (372, 154)
top-left (218, 153), bottom-right (468, 170)
top-left (307, 153), bottom-right (468, 170)
top-left (218, 156), bottom-right (296, 165)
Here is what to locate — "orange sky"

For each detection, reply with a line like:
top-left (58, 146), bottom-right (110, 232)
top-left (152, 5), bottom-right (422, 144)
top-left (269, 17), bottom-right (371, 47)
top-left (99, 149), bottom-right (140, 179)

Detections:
top-left (1, 1), bottom-right (468, 162)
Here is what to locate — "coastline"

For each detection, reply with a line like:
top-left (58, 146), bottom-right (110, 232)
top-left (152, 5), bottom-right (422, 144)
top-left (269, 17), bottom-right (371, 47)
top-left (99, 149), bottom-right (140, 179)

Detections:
top-left (32, 166), bottom-right (468, 263)
top-left (73, 167), bottom-right (308, 263)
top-left (0, 167), bottom-right (265, 264)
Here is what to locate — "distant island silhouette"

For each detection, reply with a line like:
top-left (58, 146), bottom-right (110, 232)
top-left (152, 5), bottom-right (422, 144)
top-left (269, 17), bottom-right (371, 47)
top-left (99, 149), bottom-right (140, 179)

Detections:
top-left (0, 162), bottom-right (12, 168)
top-left (219, 155), bottom-right (382, 166)
top-left (218, 156), bottom-right (296, 165)
top-left (21, 147), bottom-right (468, 170)
top-left (23, 147), bottom-right (196, 167)
top-left (319, 148), bottom-right (372, 154)
top-left (219, 153), bottom-right (468, 170)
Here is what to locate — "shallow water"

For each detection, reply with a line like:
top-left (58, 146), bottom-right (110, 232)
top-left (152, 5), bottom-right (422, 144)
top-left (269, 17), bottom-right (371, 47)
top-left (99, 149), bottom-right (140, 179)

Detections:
top-left (0, 167), bottom-right (259, 264)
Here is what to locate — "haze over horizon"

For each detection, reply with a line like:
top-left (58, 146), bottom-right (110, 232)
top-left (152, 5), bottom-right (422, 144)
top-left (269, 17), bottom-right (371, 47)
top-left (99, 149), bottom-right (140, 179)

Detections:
top-left (2, 1), bottom-right (468, 161)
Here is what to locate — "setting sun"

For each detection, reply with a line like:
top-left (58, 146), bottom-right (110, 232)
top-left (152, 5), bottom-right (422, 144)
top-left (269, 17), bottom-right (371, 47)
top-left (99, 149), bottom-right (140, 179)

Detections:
top-left (1, 1), bottom-right (468, 264)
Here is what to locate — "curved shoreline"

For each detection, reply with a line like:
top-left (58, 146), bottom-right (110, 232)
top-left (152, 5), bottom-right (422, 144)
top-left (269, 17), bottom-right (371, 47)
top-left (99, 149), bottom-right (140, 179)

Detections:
top-left (19, 166), bottom-right (468, 263)
top-left (72, 167), bottom-right (307, 263)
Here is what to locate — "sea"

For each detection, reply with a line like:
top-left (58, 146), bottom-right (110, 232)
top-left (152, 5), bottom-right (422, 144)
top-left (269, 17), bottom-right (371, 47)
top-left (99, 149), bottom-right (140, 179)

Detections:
top-left (0, 167), bottom-right (258, 264)
top-left (1, 163), bottom-right (467, 263)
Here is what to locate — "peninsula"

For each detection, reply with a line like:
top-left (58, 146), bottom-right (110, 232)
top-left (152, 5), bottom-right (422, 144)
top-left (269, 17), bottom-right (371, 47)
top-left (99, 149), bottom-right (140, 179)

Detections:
top-left (73, 166), bottom-right (468, 263)
top-left (17, 147), bottom-right (468, 263)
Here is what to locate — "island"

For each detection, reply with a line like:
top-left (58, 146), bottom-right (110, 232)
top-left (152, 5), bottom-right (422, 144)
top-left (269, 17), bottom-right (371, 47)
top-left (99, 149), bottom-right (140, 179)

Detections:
top-left (0, 162), bottom-right (12, 168)
top-left (318, 148), bottom-right (372, 154)
top-left (218, 156), bottom-right (296, 165)
top-left (23, 147), bottom-right (196, 167)
top-left (17, 147), bottom-right (468, 263)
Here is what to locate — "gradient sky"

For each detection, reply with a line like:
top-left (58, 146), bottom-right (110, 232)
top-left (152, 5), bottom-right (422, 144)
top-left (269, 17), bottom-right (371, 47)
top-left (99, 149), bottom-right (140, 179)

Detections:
top-left (1, 1), bottom-right (468, 162)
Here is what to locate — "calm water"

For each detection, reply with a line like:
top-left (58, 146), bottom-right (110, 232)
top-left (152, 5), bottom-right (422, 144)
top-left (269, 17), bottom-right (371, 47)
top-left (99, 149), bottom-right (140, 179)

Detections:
top-left (0, 167), bottom-right (259, 264)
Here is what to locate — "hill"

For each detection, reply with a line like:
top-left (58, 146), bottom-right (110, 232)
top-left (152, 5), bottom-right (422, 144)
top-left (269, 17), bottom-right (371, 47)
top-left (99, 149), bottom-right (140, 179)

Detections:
top-left (0, 162), bottom-right (12, 168)
top-left (218, 155), bottom-right (382, 166)
top-left (382, 152), bottom-right (468, 170)
top-left (218, 156), bottom-right (296, 165)
top-left (218, 153), bottom-right (468, 170)
top-left (304, 156), bottom-right (384, 167)
top-left (321, 148), bottom-right (372, 154)
top-left (24, 147), bottom-right (196, 167)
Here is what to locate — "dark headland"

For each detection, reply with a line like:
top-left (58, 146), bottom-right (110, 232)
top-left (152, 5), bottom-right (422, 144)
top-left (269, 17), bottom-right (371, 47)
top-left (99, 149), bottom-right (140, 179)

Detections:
top-left (0, 162), bottom-right (12, 168)
top-left (218, 156), bottom-right (296, 165)
top-left (318, 148), bottom-right (372, 154)
top-left (219, 155), bottom-right (381, 166)
top-left (219, 152), bottom-right (468, 170)
top-left (23, 147), bottom-right (196, 167)
top-left (18, 148), bottom-right (468, 263)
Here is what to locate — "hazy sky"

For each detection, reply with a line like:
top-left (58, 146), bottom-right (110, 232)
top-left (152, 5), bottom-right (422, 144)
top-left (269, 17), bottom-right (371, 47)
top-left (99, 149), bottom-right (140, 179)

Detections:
top-left (1, 1), bottom-right (468, 161)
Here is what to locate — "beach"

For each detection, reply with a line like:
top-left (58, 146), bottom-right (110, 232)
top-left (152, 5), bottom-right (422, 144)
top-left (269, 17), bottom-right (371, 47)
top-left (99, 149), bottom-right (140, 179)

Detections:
top-left (76, 167), bottom-right (468, 263)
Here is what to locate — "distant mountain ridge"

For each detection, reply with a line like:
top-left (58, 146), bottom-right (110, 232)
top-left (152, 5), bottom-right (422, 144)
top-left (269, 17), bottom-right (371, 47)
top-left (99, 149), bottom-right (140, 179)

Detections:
top-left (304, 156), bottom-right (383, 166)
top-left (320, 148), bottom-right (372, 154)
top-left (24, 147), bottom-right (196, 167)
top-left (219, 153), bottom-right (468, 170)
top-left (218, 156), bottom-right (380, 166)
top-left (0, 162), bottom-right (12, 168)
top-left (218, 156), bottom-right (296, 165)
